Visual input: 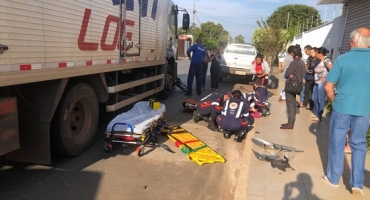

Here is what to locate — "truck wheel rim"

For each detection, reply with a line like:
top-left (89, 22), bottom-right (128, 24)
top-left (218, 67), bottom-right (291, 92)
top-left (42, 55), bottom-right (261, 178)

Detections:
top-left (70, 101), bottom-right (89, 141)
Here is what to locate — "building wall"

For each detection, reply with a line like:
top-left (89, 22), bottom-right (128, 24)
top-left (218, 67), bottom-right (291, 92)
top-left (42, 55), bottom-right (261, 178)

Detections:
top-left (292, 23), bottom-right (333, 60)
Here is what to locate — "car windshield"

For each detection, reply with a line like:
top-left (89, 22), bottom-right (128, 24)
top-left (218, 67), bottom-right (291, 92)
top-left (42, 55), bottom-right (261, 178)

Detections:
top-left (225, 45), bottom-right (255, 55)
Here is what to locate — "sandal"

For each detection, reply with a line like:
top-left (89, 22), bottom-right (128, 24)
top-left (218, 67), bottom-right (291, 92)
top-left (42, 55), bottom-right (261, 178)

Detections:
top-left (311, 117), bottom-right (320, 121)
top-left (310, 115), bottom-right (316, 118)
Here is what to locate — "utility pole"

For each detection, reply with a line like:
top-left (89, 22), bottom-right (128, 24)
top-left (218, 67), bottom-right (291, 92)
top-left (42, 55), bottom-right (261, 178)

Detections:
top-left (316, 13), bottom-right (319, 27)
top-left (333, 4), bottom-right (336, 20)
top-left (192, 2), bottom-right (195, 44)
top-left (192, 2), bottom-right (196, 29)
top-left (311, 15), bottom-right (313, 29)
top-left (286, 12), bottom-right (290, 30)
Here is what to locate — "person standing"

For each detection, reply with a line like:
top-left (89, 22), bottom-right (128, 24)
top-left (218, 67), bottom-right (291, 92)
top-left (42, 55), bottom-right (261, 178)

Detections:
top-left (280, 45), bottom-right (305, 129)
top-left (311, 47), bottom-right (328, 121)
top-left (202, 48), bottom-right (210, 90)
top-left (209, 47), bottom-right (222, 92)
top-left (303, 47), bottom-right (320, 109)
top-left (298, 45), bottom-right (313, 107)
top-left (278, 45), bottom-right (295, 102)
top-left (186, 38), bottom-right (206, 96)
top-left (323, 27), bottom-right (370, 196)
top-left (278, 52), bottom-right (285, 73)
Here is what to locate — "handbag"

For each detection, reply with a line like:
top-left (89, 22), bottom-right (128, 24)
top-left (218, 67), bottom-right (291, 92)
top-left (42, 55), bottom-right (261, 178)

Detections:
top-left (284, 74), bottom-right (303, 95)
top-left (284, 62), bottom-right (304, 94)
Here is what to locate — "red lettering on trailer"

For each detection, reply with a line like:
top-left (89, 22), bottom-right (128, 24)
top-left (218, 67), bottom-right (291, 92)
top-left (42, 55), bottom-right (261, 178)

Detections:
top-left (100, 15), bottom-right (119, 51)
top-left (78, 9), bottom-right (99, 51)
top-left (78, 9), bottom-right (135, 52)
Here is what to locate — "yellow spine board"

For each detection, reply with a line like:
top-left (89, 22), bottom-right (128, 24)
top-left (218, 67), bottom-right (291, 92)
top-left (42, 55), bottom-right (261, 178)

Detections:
top-left (165, 126), bottom-right (226, 165)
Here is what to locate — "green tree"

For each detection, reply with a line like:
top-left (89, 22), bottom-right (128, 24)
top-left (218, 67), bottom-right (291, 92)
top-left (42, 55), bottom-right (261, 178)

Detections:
top-left (234, 35), bottom-right (245, 44)
top-left (229, 36), bottom-right (233, 44)
top-left (252, 20), bottom-right (289, 66)
top-left (218, 30), bottom-right (230, 50)
top-left (267, 4), bottom-right (323, 40)
top-left (179, 22), bottom-right (232, 50)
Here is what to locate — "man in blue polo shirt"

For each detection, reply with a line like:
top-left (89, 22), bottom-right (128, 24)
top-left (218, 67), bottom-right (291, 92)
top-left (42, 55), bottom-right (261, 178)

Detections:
top-left (323, 27), bottom-right (370, 196)
top-left (186, 38), bottom-right (205, 96)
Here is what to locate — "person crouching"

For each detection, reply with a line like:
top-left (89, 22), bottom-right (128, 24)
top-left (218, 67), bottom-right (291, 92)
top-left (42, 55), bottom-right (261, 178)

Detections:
top-left (252, 78), bottom-right (271, 117)
top-left (217, 90), bottom-right (254, 142)
top-left (192, 92), bottom-right (231, 131)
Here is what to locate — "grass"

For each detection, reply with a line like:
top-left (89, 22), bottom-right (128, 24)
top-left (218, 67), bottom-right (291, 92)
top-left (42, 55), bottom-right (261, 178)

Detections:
top-left (326, 101), bottom-right (370, 150)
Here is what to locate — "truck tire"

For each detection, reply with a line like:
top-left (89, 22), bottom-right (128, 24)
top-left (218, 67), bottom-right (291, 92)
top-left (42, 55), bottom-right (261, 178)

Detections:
top-left (159, 61), bottom-right (174, 99)
top-left (50, 83), bottom-right (99, 156)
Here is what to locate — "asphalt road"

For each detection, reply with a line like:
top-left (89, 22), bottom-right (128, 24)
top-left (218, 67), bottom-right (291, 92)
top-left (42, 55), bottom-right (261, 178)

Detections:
top-left (0, 60), bottom-right (255, 200)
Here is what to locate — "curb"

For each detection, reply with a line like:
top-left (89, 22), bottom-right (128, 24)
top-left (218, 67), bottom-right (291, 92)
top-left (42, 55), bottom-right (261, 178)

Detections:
top-left (233, 127), bottom-right (256, 200)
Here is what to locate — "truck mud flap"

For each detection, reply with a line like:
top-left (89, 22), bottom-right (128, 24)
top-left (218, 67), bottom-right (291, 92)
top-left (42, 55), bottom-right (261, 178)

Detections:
top-left (5, 79), bottom-right (68, 164)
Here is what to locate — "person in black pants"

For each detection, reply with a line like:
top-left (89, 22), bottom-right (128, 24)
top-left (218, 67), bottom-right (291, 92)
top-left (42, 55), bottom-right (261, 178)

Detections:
top-left (209, 47), bottom-right (222, 92)
top-left (303, 47), bottom-right (320, 109)
top-left (281, 45), bottom-right (306, 129)
top-left (202, 48), bottom-right (210, 90)
top-left (186, 38), bottom-right (206, 96)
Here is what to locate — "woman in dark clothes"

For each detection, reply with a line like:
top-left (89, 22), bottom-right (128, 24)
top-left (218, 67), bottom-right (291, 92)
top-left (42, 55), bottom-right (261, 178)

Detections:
top-left (281, 45), bottom-right (306, 129)
top-left (202, 48), bottom-right (210, 90)
top-left (209, 47), bottom-right (222, 91)
top-left (303, 47), bottom-right (320, 109)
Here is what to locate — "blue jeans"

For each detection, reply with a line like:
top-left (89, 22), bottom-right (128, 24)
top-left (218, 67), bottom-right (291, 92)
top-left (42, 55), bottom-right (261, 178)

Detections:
top-left (326, 109), bottom-right (370, 189)
top-left (300, 84), bottom-right (305, 103)
top-left (187, 63), bottom-right (202, 95)
top-left (312, 83), bottom-right (325, 119)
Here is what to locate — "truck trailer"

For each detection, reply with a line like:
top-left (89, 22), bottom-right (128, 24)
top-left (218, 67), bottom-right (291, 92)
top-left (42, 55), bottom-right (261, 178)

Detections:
top-left (0, 0), bottom-right (189, 164)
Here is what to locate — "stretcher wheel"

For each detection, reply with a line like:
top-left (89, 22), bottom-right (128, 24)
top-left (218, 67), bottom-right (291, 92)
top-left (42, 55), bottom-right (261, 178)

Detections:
top-left (136, 146), bottom-right (145, 157)
top-left (104, 143), bottom-right (113, 153)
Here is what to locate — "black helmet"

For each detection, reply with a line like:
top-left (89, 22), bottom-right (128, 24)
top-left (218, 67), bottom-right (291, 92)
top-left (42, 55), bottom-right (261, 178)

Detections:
top-left (258, 106), bottom-right (270, 117)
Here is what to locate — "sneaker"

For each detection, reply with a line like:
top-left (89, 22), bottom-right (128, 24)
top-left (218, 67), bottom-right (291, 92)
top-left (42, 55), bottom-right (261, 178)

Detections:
top-left (192, 111), bottom-right (201, 123)
top-left (223, 130), bottom-right (231, 139)
top-left (352, 188), bottom-right (364, 196)
top-left (234, 130), bottom-right (247, 142)
top-left (207, 123), bottom-right (218, 132)
top-left (322, 175), bottom-right (339, 187)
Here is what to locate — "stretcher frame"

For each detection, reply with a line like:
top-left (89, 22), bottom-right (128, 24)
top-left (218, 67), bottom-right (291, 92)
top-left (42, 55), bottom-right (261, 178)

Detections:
top-left (104, 113), bottom-right (167, 157)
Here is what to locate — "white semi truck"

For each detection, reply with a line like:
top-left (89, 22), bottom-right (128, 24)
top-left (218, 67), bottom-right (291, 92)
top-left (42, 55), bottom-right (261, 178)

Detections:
top-left (0, 0), bottom-right (189, 164)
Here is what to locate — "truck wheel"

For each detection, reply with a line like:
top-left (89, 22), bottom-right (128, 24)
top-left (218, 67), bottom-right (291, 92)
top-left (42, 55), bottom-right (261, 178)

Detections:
top-left (159, 61), bottom-right (174, 99)
top-left (50, 83), bottom-right (99, 156)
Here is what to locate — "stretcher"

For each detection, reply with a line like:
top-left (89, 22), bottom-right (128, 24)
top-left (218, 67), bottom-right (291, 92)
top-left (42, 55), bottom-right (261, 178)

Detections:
top-left (104, 101), bottom-right (167, 157)
top-left (162, 125), bottom-right (226, 165)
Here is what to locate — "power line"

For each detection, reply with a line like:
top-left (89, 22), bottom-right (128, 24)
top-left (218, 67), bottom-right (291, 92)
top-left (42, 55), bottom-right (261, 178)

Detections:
top-left (177, 6), bottom-right (258, 27)
top-left (196, 11), bottom-right (258, 27)
top-left (195, 13), bottom-right (201, 27)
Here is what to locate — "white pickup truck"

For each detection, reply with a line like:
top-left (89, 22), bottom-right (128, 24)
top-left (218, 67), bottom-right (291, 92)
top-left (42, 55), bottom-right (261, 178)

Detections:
top-left (220, 43), bottom-right (257, 82)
